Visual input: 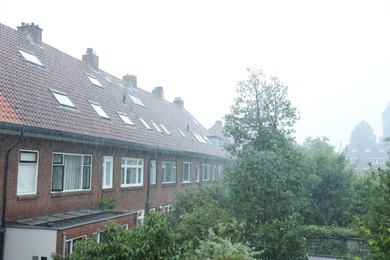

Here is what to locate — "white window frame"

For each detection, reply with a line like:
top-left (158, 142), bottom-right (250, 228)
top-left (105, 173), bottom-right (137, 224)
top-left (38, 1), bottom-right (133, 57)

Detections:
top-left (51, 90), bottom-right (76, 108)
top-left (89, 101), bottom-right (110, 119)
top-left (65, 236), bottom-right (86, 257)
top-left (162, 204), bottom-right (173, 212)
top-left (17, 150), bottom-right (39, 195)
top-left (202, 164), bottom-right (211, 181)
top-left (162, 161), bottom-right (176, 184)
top-left (18, 49), bottom-right (43, 66)
top-left (140, 118), bottom-right (152, 130)
top-left (150, 160), bottom-right (157, 185)
top-left (196, 164), bottom-right (200, 182)
top-left (151, 121), bottom-right (162, 133)
top-left (160, 124), bottom-right (170, 135)
top-left (121, 158), bottom-right (143, 187)
top-left (181, 162), bottom-right (192, 183)
top-left (86, 75), bottom-right (103, 87)
top-left (136, 210), bottom-right (145, 225)
top-left (102, 156), bottom-right (113, 189)
top-left (179, 130), bottom-right (186, 137)
top-left (129, 95), bottom-right (145, 106)
top-left (51, 153), bottom-right (92, 192)
top-left (150, 207), bottom-right (156, 213)
top-left (117, 112), bottom-right (134, 126)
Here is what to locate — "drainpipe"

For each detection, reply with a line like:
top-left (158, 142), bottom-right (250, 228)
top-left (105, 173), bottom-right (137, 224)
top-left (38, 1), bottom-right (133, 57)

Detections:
top-left (62, 232), bottom-right (66, 258)
top-left (145, 159), bottom-right (151, 217)
top-left (1, 130), bottom-right (23, 260)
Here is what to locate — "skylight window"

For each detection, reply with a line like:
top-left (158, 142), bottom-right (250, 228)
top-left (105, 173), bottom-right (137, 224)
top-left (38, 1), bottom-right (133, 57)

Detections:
top-left (193, 118), bottom-right (199, 124)
top-left (203, 135), bottom-right (212, 144)
top-left (117, 112), bottom-right (134, 125)
top-left (51, 90), bottom-right (76, 108)
top-left (140, 119), bottom-right (151, 130)
top-left (179, 130), bottom-right (186, 137)
top-left (193, 133), bottom-right (208, 144)
top-left (86, 75), bottom-right (103, 87)
top-left (151, 122), bottom-right (162, 133)
top-left (160, 124), bottom-right (170, 135)
top-left (105, 76), bottom-right (112, 83)
top-left (18, 49), bottom-right (42, 66)
top-left (129, 95), bottom-right (144, 106)
top-left (89, 101), bottom-right (109, 119)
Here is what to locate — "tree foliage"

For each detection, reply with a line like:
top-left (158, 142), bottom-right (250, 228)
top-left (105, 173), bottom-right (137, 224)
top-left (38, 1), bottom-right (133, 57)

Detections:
top-left (349, 120), bottom-right (376, 146)
top-left (69, 213), bottom-right (184, 260)
top-left (300, 137), bottom-right (356, 226)
top-left (224, 68), bottom-right (299, 156)
top-left (355, 164), bottom-right (390, 258)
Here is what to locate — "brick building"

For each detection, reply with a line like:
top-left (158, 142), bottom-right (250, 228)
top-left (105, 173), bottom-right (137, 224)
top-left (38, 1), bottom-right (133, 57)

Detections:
top-left (0, 22), bottom-right (229, 259)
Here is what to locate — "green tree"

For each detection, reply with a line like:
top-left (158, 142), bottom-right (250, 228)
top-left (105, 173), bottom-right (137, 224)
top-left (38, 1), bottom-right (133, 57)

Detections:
top-left (300, 137), bottom-right (356, 226)
top-left (69, 213), bottom-right (184, 260)
top-left (349, 120), bottom-right (376, 146)
top-left (224, 68), bottom-right (299, 156)
top-left (355, 165), bottom-right (390, 258)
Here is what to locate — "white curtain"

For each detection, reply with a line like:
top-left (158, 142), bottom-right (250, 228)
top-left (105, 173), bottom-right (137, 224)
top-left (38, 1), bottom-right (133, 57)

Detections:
top-left (64, 155), bottom-right (82, 190)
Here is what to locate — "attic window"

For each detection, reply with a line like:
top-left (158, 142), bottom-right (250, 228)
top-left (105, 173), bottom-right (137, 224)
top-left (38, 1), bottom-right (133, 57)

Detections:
top-left (151, 122), bottom-right (162, 133)
top-left (86, 75), bottom-right (103, 87)
top-left (160, 124), bottom-right (170, 135)
top-left (105, 76), bottom-right (112, 83)
top-left (179, 130), bottom-right (186, 137)
top-left (51, 90), bottom-right (76, 108)
top-left (18, 49), bottom-right (42, 66)
top-left (193, 133), bottom-right (208, 144)
top-left (117, 112), bottom-right (134, 125)
top-left (129, 95), bottom-right (144, 106)
top-left (89, 101), bottom-right (109, 119)
top-left (140, 119), bottom-right (151, 130)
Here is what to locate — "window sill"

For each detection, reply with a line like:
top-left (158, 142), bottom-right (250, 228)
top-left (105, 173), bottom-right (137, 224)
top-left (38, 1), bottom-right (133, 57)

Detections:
top-left (17, 194), bottom-right (38, 201)
top-left (102, 188), bottom-right (114, 193)
top-left (120, 186), bottom-right (144, 191)
top-left (162, 183), bottom-right (177, 188)
top-left (180, 182), bottom-right (193, 185)
top-left (51, 190), bottom-right (92, 198)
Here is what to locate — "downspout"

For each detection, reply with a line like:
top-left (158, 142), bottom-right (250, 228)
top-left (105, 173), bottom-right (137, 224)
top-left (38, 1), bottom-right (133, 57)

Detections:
top-left (145, 159), bottom-right (151, 217)
top-left (1, 130), bottom-right (23, 260)
top-left (62, 232), bottom-right (66, 258)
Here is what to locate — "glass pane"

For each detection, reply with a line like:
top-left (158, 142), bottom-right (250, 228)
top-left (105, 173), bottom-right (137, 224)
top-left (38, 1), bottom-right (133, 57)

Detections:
top-left (82, 166), bottom-right (91, 189)
top-left (104, 160), bottom-right (112, 186)
top-left (52, 166), bottom-right (64, 191)
top-left (17, 164), bottom-right (37, 194)
top-left (53, 154), bottom-right (63, 164)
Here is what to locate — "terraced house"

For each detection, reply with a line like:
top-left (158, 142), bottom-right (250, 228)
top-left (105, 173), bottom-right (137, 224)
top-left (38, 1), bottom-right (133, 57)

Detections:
top-left (0, 22), bottom-right (229, 259)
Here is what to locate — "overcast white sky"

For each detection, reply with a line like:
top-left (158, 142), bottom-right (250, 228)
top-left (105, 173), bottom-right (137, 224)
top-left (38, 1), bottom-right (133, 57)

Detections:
top-left (2, 0), bottom-right (390, 149)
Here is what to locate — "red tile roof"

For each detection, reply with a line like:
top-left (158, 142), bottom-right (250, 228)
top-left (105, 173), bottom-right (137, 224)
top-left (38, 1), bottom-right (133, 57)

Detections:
top-left (0, 22), bottom-right (228, 160)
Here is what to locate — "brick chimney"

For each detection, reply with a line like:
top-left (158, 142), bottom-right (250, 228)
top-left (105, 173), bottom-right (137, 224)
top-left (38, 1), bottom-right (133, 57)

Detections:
top-left (17, 22), bottom-right (43, 44)
top-left (152, 86), bottom-right (164, 100)
top-left (82, 48), bottom-right (99, 70)
top-left (174, 97), bottom-right (184, 108)
top-left (123, 74), bottom-right (137, 88)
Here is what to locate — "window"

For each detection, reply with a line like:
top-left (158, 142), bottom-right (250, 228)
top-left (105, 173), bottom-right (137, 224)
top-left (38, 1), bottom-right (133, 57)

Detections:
top-left (52, 153), bottom-right (92, 192)
top-left (17, 150), bottom-right (39, 195)
top-left (217, 165), bottom-right (224, 180)
top-left (65, 236), bottom-right (86, 258)
top-left (162, 204), bottom-right (173, 212)
top-left (122, 224), bottom-right (129, 230)
top-left (18, 49), bottom-right (42, 66)
top-left (89, 101), bottom-right (109, 119)
top-left (93, 231), bottom-right (104, 243)
top-left (117, 112), bottom-right (134, 125)
top-left (151, 121), bottom-right (162, 133)
top-left (193, 133), bottom-right (208, 144)
top-left (196, 164), bottom-right (200, 182)
top-left (150, 160), bottom-right (157, 185)
top-left (86, 75), bottom-right (102, 87)
top-left (160, 124), bottom-right (170, 135)
top-left (179, 130), bottom-right (186, 137)
top-left (136, 210), bottom-right (144, 225)
top-left (105, 76), bottom-right (112, 83)
top-left (121, 158), bottom-right (143, 187)
top-left (202, 164), bottom-right (211, 181)
top-left (102, 156), bottom-right (113, 189)
top-left (181, 162), bottom-right (192, 183)
top-left (162, 161), bottom-right (176, 184)
top-left (129, 95), bottom-right (144, 106)
top-left (140, 118), bottom-right (152, 130)
top-left (51, 90), bottom-right (76, 108)
top-left (150, 208), bottom-right (156, 213)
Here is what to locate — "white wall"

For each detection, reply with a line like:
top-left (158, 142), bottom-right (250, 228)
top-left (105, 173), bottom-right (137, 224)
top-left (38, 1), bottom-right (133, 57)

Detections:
top-left (4, 227), bottom-right (57, 260)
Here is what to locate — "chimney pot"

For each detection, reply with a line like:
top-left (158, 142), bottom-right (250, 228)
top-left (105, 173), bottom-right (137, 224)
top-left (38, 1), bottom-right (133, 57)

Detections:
top-left (173, 97), bottom-right (184, 108)
top-left (17, 22), bottom-right (43, 44)
top-left (123, 74), bottom-right (137, 88)
top-left (152, 86), bottom-right (164, 100)
top-left (82, 48), bottom-right (99, 70)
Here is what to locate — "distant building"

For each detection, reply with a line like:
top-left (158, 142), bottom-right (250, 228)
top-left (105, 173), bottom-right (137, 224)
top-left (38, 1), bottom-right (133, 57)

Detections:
top-left (0, 22), bottom-right (229, 259)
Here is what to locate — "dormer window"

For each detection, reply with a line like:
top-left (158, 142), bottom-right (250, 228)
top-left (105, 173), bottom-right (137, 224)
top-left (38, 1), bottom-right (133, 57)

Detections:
top-left (117, 112), bottom-right (134, 126)
top-left (129, 95), bottom-right (144, 106)
top-left (18, 49), bottom-right (43, 66)
top-left (89, 101), bottom-right (109, 119)
top-left (51, 90), bottom-right (76, 108)
top-left (86, 75), bottom-right (102, 87)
